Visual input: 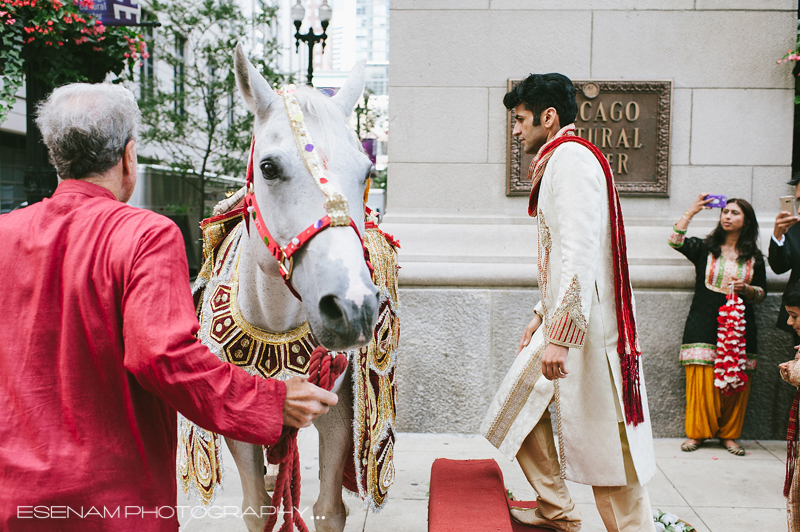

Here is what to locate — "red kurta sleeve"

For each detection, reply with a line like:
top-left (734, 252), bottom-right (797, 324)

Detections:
top-left (121, 219), bottom-right (286, 445)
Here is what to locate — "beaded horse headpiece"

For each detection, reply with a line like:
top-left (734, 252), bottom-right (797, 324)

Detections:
top-left (243, 85), bottom-right (371, 300)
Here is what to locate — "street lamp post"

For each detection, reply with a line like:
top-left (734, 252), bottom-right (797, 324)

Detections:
top-left (291, 0), bottom-right (332, 86)
top-left (354, 89), bottom-right (372, 139)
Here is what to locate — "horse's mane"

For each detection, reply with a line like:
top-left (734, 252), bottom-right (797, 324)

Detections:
top-left (290, 86), bottom-right (364, 158)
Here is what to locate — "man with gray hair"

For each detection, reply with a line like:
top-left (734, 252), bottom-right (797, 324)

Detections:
top-left (0, 83), bottom-right (337, 531)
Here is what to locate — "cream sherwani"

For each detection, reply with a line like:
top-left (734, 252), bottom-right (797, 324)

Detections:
top-left (481, 138), bottom-right (656, 529)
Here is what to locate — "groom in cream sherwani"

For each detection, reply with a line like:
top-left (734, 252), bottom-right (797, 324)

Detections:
top-left (481, 74), bottom-right (657, 532)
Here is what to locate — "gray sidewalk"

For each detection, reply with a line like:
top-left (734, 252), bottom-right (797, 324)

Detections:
top-left (177, 429), bottom-right (788, 532)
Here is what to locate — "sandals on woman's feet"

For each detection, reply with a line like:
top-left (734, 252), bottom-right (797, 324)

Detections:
top-left (680, 439), bottom-right (703, 452)
top-left (723, 442), bottom-right (745, 456)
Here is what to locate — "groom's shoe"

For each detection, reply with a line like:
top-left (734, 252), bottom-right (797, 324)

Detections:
top-left (509, 507), bottom-right (582, 532)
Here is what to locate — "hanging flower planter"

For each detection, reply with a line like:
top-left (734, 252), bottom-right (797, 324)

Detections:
top-left (0, 0), bottom-right (147, 122)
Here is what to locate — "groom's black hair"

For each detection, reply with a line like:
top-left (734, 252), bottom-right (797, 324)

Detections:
top-left (784, 281), bottom-right (800, 308)
top-left (503, 73), bottom-right (577, 127)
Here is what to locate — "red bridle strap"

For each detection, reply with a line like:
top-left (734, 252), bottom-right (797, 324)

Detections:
top-left (243, 137), bottom-right (373, 301)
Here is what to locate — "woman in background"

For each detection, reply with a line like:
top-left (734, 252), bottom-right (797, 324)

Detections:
top-left (669, 194), bottom-right (766, 455)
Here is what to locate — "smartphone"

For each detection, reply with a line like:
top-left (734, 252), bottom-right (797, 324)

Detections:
top-left (781, 195), bottom-right (796, 214)
top-left (705, 194), bottom-right (727, 209)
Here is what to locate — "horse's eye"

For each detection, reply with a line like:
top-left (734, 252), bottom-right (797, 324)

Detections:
top-left (260, 161), bottom-right (280, 180)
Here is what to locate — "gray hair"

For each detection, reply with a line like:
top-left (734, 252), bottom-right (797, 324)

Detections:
top-left (35, 83), bottom-right (141, 180)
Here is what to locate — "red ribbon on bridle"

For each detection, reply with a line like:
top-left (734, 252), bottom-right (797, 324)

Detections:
top-left (242, 136), bottom-right (373, 300)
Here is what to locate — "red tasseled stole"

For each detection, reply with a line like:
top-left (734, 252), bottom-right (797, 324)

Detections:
top-left (786, 389), bottom-right (800, 497)
top-left (528, 133), bottom-right (645, 426)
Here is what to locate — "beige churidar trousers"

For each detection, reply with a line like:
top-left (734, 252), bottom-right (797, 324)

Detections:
top-left (515, 410), bottom-right (655, 532)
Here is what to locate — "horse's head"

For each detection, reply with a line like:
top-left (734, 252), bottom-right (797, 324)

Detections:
top-left (233, 45), bottom-right (379, 351)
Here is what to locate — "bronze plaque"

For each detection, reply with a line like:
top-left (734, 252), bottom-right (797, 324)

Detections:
top-left (506, 79), bottom-right (672, 196)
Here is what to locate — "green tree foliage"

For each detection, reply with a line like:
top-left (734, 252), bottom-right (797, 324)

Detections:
top-left (137, 0), bottom-right (287, 223)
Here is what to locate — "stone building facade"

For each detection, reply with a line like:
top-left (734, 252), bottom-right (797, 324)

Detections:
top-left (384, 0), bottom-right (799, 438)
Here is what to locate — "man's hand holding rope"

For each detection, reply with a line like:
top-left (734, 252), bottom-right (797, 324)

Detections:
top-left (282, 377), bottom-right (339, 428)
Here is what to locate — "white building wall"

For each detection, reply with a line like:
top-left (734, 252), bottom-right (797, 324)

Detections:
top-left (385, 0), bottom-right (800, 437)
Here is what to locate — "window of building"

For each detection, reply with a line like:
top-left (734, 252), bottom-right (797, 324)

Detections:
top-left (365, 69), bottom-right (388, 96)
top-left (228, 93), bottom-right (235, 128)
top-left (0, 132), bottom-right (27, 213)
top-left (140, 11), bottom-right (155, 99)
top-left (174, 34), bottom-right (187, 115)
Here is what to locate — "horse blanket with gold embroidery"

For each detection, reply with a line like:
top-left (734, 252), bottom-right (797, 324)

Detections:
top-left (177, 206), bottom-right (399, 512)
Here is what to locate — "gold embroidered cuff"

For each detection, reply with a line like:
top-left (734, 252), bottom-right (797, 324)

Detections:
top-left (547, 312), bottom-right (586, 349)
top-left (669, 225), bottom-right (686, 248)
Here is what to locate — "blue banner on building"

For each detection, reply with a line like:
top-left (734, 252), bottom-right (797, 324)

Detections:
top-left (79, 0), bottom-right (141, 26)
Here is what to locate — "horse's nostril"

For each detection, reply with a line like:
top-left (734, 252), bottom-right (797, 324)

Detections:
top-left (319, 295), bottom-right (345, 323)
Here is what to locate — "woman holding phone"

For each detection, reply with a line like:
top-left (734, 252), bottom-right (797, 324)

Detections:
top-left (670, 193), bottom-right (766, 455)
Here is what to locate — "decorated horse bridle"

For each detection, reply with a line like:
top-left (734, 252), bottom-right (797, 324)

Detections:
top-left (243, 85), bottom-right (372, 300)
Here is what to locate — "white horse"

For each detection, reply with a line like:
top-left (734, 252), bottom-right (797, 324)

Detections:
top-left (217, 45), bottom-right (379, 532)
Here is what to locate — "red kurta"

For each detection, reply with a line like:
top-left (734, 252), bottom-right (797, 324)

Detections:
top-left (0, 180), bottom-right (286, 531)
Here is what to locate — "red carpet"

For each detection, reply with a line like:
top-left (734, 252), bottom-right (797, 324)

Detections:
top-left (428, 458), bottom-right (548, 532)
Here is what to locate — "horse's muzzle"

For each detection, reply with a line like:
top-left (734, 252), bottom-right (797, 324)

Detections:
top-left (315, 290), bottom-right (379, 351)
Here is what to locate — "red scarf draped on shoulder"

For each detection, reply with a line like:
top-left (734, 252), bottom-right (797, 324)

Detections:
top-left (528, 125), bottom-right (645, 426)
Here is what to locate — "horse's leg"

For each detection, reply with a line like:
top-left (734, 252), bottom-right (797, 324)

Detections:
top-left (312, 367), bottom-right (354, 532)
top-left (225, 437), bottom-right (272, 532)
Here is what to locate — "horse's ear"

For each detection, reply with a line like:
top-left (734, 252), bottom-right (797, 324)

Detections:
top-left (234, 43), bottom-right (279, 119)
top-left (331, 60), bottom-right (366, 118)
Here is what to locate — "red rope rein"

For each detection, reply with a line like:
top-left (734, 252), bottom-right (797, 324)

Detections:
top-left (263, 346), bottom-right (348, 532)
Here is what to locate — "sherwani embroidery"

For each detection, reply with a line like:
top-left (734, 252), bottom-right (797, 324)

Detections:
top-left (482, 138), bottom-right (656, 488)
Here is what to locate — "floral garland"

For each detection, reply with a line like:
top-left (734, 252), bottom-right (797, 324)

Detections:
top-left (714, 291), bottom-right (748, 395)
top-left (777, 26), bottom-right (800, 103)
top-left (653, 509), bottom-right (695, 532)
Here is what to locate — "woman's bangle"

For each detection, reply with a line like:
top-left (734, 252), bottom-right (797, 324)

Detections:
top-left (682, 211), bottom-right (693, 222)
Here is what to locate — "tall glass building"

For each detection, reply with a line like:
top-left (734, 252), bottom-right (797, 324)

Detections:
top-left (356, 0), bottom-right (388, 95)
